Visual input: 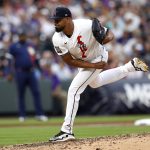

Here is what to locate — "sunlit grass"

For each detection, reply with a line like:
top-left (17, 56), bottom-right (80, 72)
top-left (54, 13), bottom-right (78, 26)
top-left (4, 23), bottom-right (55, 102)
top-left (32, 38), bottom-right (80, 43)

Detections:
top-left (0, 115), bottom-right (150, 146)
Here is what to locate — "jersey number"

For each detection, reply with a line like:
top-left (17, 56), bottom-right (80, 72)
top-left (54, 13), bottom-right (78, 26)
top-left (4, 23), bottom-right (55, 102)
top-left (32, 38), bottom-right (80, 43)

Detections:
top-left (77, 35), bottom-right (87, 58)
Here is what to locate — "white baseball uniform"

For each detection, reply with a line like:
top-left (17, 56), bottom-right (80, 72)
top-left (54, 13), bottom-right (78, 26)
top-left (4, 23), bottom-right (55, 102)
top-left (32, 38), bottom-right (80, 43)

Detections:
top-left (52, 19), bottom-right (135, 134)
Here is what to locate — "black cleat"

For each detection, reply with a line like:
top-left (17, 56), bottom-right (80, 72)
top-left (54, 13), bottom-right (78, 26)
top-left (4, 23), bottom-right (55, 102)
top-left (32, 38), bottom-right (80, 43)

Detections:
top-left (49, 131), bottom-right (75, 142)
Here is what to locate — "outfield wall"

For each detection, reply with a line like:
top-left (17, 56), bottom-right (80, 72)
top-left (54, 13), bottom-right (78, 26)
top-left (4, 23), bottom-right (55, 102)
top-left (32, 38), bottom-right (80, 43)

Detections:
top-left (0, 76), bottom-right (150, 116)
top-left (0, 79), bottom-right (70, 115)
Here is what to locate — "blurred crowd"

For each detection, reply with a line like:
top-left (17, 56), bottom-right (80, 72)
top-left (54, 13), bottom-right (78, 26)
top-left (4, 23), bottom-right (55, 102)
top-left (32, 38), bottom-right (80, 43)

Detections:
top-left (0, 0), bottom-right (150, 81)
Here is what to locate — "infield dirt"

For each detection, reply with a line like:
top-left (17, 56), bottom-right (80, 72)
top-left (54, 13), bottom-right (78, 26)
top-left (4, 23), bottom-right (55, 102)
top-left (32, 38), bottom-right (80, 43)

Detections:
top-left (1, 133), bottom-right (150, 150)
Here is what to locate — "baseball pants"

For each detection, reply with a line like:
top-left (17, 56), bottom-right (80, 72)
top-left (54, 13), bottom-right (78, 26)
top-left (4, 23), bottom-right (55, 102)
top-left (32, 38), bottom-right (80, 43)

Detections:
top-left (61, 60), bottom-right (135, 134)
top-left (15, 70), bottom-right (43, 117)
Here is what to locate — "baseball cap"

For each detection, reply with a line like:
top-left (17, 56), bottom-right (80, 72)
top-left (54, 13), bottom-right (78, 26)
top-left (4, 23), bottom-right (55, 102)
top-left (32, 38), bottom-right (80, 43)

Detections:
top-left (50, 6), bottom-right (72, 20)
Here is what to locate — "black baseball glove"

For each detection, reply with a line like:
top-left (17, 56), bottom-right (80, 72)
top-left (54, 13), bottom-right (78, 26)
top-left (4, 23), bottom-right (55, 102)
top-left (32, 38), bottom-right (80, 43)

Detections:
top-left (92, 18), bottom-right (108, 44)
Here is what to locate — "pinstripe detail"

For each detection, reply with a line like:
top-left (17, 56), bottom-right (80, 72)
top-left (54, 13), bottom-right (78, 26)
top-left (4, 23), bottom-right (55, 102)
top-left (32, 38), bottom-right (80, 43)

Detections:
top-left (69, 69), bottom-right (97, 132)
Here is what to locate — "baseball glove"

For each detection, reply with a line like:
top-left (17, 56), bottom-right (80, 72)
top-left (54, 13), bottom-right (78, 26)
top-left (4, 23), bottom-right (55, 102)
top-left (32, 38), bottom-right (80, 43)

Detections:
top-left (92, 18), bottom-right (108, 44)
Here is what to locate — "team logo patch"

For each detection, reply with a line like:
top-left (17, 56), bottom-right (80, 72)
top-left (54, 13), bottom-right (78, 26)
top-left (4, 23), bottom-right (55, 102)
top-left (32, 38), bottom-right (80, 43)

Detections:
top-left (55, 46), bottom-right (62, 53)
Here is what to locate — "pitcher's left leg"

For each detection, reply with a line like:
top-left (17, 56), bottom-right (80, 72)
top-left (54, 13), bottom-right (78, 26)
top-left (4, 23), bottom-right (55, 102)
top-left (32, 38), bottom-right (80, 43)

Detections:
top-left (61, 69), bottom-right (101, 134)
top-left (49, 69), bottom-right (101, 142)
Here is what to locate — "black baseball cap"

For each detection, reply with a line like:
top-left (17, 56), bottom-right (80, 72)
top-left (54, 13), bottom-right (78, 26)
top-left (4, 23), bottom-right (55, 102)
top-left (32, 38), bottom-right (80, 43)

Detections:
top-left (50, 6), bottom-right (72, 20)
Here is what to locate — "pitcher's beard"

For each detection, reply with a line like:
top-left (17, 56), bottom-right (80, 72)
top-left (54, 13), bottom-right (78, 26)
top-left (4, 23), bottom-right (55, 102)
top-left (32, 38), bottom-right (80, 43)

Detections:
top-left (55, 26), bottom-right (64, 32)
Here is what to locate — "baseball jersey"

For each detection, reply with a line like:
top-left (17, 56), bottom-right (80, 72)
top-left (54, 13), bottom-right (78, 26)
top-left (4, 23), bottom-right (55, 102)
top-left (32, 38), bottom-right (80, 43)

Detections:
top-left (9, 42), bottom-right (37, 69)
top-left (52, 19), bottom-right (108, 63)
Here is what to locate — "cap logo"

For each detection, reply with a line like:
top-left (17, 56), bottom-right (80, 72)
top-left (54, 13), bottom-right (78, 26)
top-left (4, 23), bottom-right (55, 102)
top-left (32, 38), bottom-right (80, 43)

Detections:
top-left (50, 7), bottom-right (72, 19)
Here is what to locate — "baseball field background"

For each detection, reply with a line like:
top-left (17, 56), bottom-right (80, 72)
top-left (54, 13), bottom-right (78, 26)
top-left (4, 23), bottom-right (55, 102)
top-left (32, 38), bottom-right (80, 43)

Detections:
top-left (0, 114), bottom-right (150, 149)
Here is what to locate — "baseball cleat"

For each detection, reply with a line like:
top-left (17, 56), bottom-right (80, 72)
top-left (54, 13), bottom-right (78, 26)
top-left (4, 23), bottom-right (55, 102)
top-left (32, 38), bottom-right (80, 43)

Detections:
top-left (49, 131), bottom-right (75, 142)
top-left (19, 117), bottom-right (25, 122)
top-left (131, 58), bottom-right (149, 72)
top-left (35, 115), bottom-right (48, 122)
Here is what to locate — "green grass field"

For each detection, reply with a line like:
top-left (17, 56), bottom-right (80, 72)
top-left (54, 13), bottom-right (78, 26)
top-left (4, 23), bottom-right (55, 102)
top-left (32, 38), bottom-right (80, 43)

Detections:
top-left (0, 115), bottom-right (150, 146)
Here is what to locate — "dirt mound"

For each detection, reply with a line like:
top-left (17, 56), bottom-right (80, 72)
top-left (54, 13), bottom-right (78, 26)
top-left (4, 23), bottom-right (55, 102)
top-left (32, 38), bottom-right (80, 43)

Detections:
top-left (1, 133), bottom-right (150, 150)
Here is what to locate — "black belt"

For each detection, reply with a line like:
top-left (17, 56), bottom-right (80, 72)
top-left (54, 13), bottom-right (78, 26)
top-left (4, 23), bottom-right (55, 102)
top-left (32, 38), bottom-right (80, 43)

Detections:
top-left (16, 68), bottom-right (34, 72)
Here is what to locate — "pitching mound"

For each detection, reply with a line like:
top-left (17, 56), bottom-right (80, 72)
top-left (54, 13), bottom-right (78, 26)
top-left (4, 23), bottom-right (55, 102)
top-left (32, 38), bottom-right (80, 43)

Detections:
top-left (2, 133), bottom-right (150, 150)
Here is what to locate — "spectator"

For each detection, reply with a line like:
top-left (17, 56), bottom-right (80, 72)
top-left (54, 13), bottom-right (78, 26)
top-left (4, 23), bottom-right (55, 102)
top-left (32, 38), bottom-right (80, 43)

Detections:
top-left (40, 51), bottom-right (67, 115)
top-left (42, 63), bottom-right (67, 115)
top-left (51, 57), bottom-right (76, 81)
top-left (0, 50), bottom-right (10, 79)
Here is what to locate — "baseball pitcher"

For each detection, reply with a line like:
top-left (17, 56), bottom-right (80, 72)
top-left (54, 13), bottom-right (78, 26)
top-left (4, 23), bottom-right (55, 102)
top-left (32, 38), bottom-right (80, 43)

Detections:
top-left (49, 6), bottom-right (149, 142)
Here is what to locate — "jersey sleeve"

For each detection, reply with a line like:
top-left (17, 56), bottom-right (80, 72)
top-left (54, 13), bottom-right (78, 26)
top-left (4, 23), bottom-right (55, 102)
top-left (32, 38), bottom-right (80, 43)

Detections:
top-left (52, 34), bottom-right (68, 56)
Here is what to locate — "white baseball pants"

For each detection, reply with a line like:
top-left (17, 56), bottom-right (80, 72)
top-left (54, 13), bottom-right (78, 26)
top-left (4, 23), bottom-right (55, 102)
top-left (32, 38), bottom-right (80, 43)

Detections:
top-left (61, 59), bottom-right (135, 134)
